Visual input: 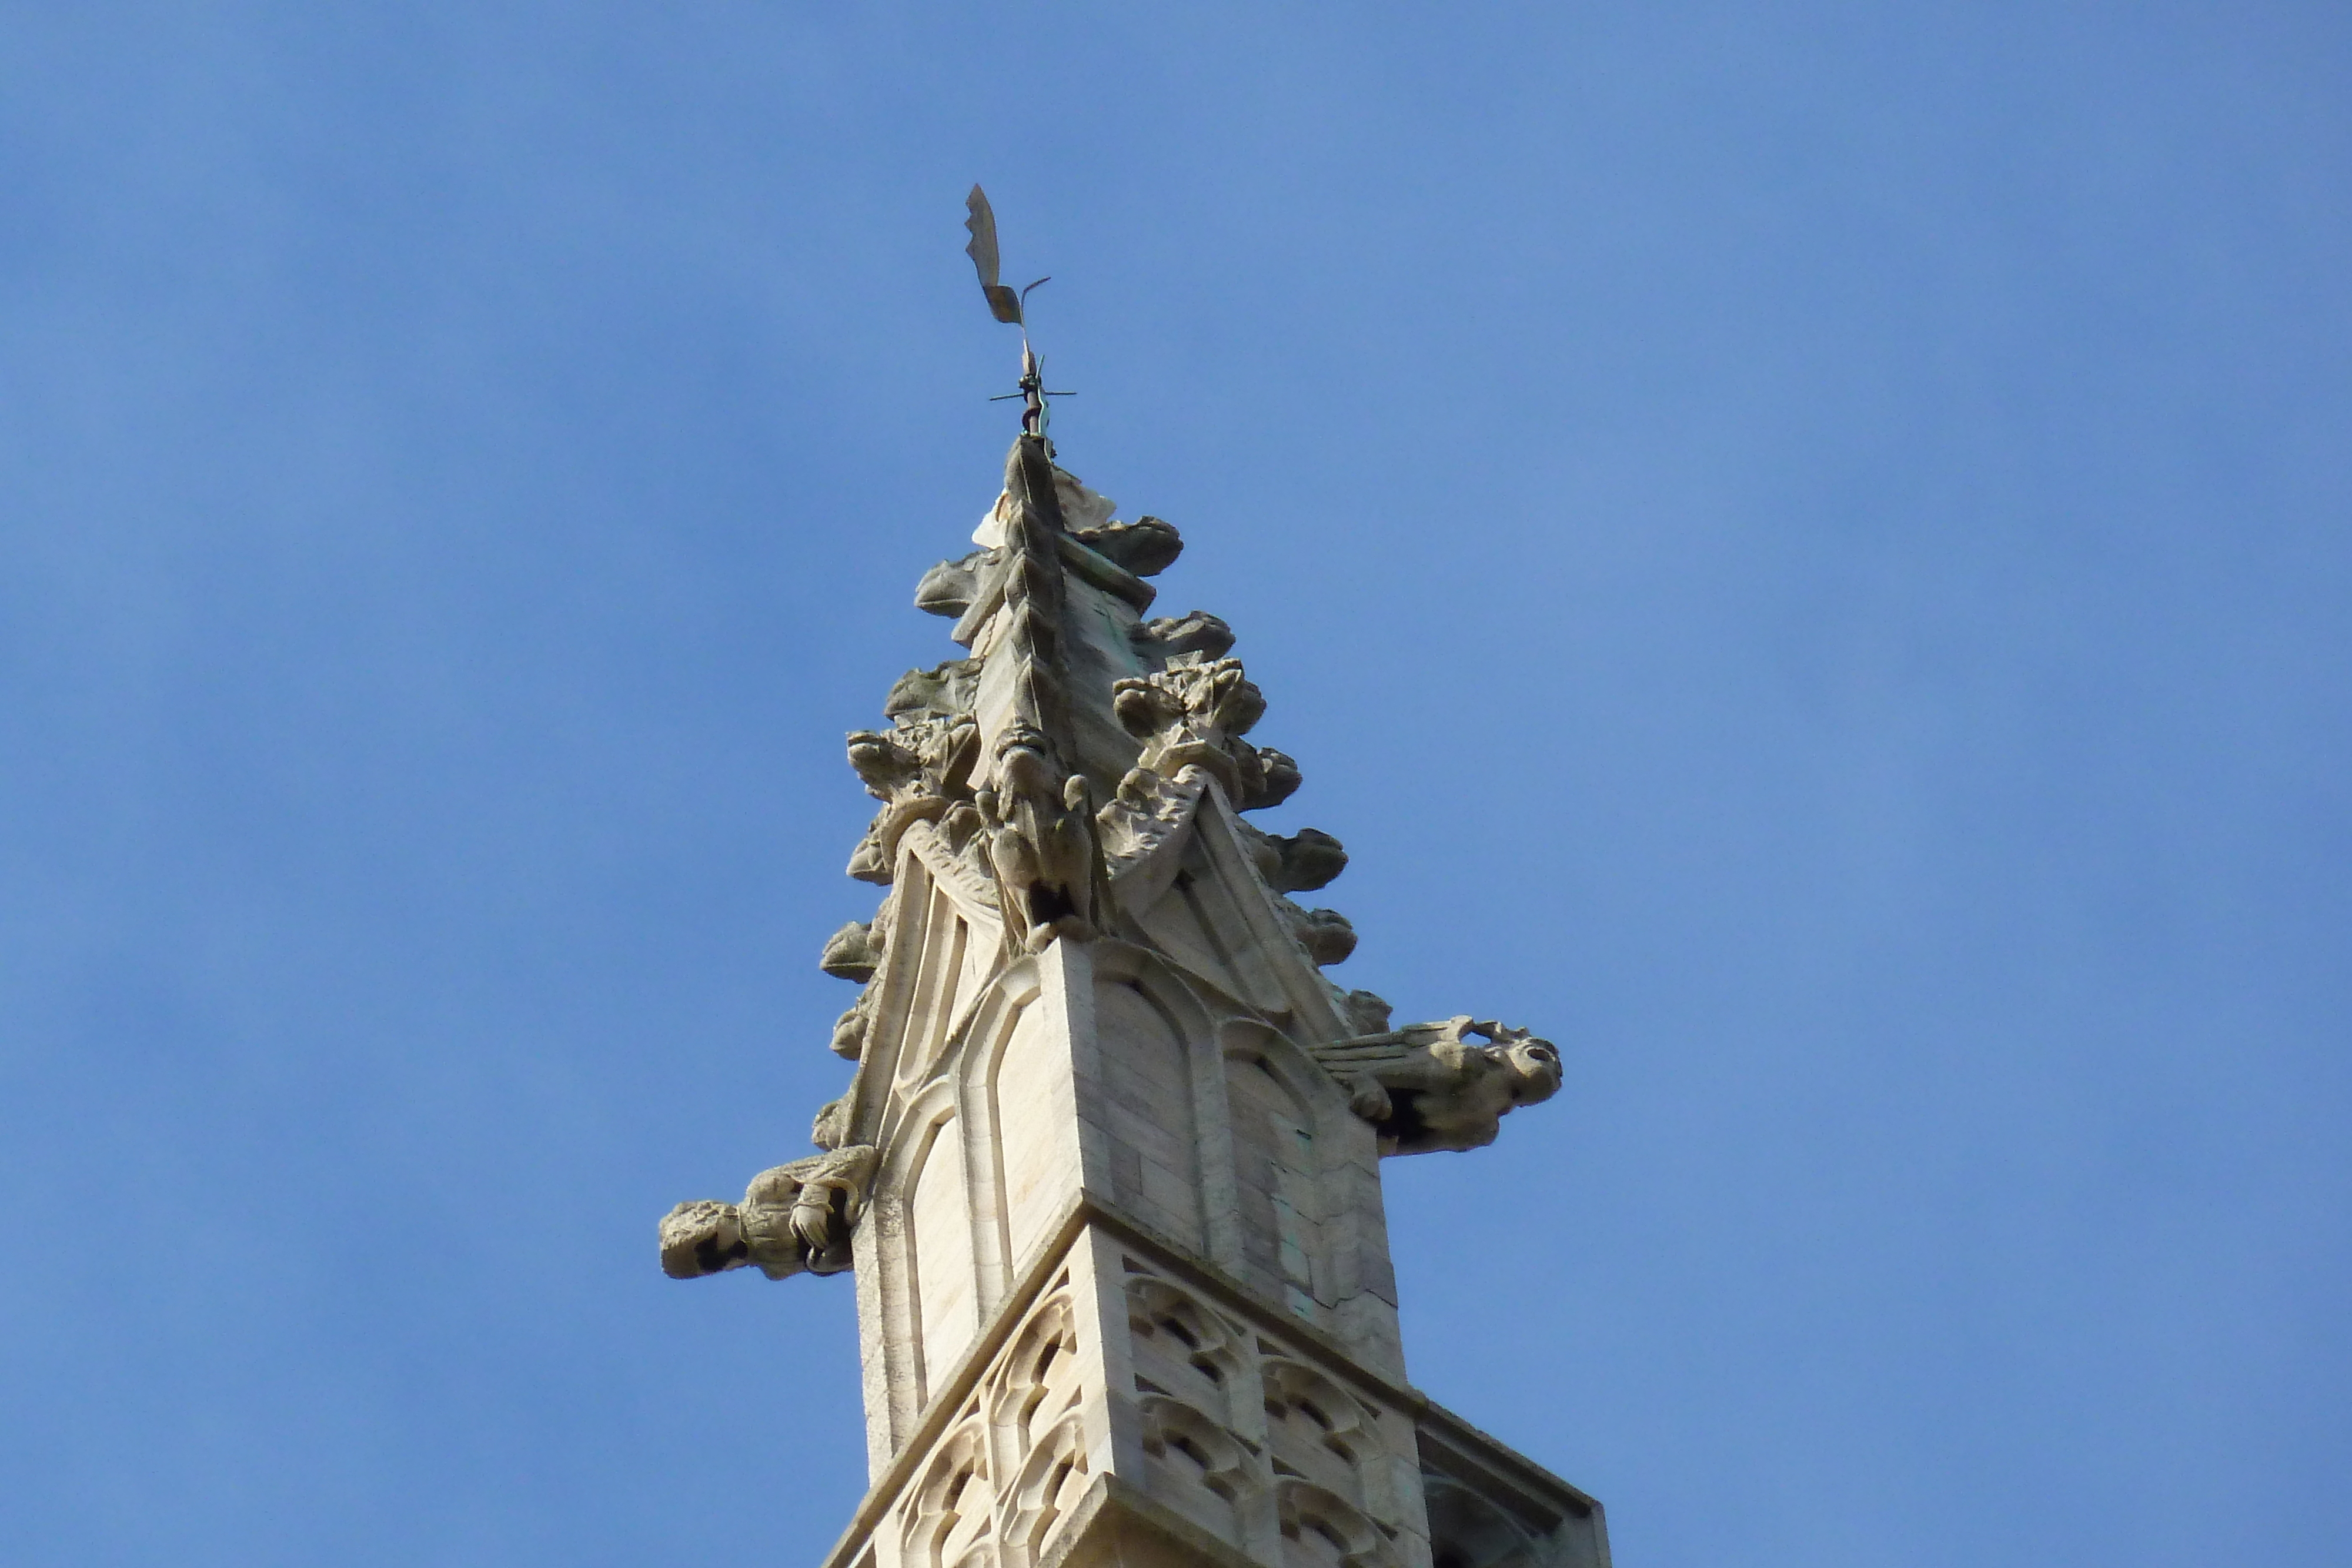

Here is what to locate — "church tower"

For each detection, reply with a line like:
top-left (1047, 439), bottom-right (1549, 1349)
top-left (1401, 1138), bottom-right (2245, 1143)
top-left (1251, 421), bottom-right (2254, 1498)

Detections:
top-left (659, 196), bottom-right (1610, 1568)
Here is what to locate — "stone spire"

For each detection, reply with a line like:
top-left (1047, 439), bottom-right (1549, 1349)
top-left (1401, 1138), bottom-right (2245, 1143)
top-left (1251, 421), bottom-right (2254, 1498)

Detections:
top-left (657, 243), bottom-right (1606, 1568)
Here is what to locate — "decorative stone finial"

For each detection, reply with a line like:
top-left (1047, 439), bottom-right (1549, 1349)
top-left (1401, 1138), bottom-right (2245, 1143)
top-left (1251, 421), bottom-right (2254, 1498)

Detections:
top-left (651, 202), bottom-right (1606, 1568)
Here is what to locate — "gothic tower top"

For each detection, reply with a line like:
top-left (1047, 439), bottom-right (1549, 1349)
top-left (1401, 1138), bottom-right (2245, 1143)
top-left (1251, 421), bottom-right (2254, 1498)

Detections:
top-left (654, 192), bottom-right (1607, 1568)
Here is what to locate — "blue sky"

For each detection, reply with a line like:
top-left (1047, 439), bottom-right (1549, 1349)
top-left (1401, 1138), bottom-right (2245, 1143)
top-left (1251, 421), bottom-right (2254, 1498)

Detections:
top-left (2, 5), bottom-right (2346, 1565)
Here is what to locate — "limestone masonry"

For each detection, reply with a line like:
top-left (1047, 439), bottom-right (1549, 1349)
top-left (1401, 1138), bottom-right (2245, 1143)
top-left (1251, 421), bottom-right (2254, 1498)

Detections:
top-left (659, 429), bottom-right (1611, 1568)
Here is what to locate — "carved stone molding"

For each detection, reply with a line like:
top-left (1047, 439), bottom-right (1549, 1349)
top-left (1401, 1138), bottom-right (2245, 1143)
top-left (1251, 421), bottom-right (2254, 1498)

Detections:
top-left (903, 1422), bottom-right (995, 1568)
top-left (1275, 1479), bottom-right (1401, 1568)
top-left (1000, 1410), bottom-right (1093, 1568)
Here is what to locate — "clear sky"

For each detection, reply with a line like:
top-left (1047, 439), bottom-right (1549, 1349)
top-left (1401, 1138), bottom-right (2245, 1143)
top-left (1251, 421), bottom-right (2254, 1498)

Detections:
top-left (2, 6), bottom-right (2346, 1566)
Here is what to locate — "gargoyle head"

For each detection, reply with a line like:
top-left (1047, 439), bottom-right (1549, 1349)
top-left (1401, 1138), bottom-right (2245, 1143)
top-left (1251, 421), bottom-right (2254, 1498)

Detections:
top-left (988, 725), bottom-right (1063, 804)
top-left (659, 1200), bottom-right (747, 1279)
top-left (1485, 1026), bottom-right (1562, 1106)
top-left (846, 729), bottom-right (926, 801)
top-left (848, 716), bottom-right (977, 805)
top-left (1112, 655), bottom-right (1269, 798)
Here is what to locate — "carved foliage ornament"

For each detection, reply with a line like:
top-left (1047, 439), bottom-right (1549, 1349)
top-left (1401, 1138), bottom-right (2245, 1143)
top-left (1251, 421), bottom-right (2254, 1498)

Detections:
top-left (844, 660), bottom-right (985, 886)
top-left (1112, 654), bottom-right (1299, 812)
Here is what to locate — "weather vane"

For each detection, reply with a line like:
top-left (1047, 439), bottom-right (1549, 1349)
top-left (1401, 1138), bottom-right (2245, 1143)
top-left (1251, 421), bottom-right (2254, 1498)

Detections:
top-left (964, 185), bottom-right (1071, 441)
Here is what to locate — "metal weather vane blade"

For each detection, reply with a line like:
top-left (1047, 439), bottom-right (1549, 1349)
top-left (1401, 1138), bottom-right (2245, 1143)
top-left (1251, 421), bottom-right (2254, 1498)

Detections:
top-left (964, 186), bottom-right (1026, 325)
top-left (965, 185), bottom-right (1070, 440)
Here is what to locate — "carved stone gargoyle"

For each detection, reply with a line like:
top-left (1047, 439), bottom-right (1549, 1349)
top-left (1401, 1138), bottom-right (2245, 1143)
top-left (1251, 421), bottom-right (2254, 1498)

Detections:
top-left (1110, 653), bottom-right (1298, 811)
top-left (843, 714), bottom-right (980, 885)
top-left (1130, 609), bottom-right (1234, 661)
top-left (1278, 898), bottom-right (1358, 967)
top-left (819, 920), bottom-right (883, 982)
top-left (977, 724), bottom-right (1102, 953)
top-left (659, 1101), bottom-right (880, 1281)
top-left (1309, 1017), bottom-right (1562, 1155)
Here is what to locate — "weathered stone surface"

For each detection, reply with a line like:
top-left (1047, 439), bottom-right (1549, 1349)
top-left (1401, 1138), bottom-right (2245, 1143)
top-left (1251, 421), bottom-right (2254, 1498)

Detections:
top-left (661, 1098), bottom-right (878, 1281)
top-left (1073, 514), bottom-right (1182, 577)
top-left (1241, 824), bottom-right (1347, 894)
top-left (1131, 610), bottom-right (1234, 661)
top-left (1339, 988), bottom-right (1394, 1036)
top-left (1277, 899), bottom-right (1358, 967)
top-left (661, 1142), bottom-right (881, 1280)
top-left (1311, 1018), bottom-right (1562, 1156)
top-left (845, 721), bottom-right (975, 885)
top-left (978, 727), bottom-right (1102, 952)
top-left (1418, 1421), bottom-right (1612, 1568)
top-left (832, 995), bottom-right (872, 1060)
top-left (1095, 764), bottom-right (1208, 886)
top-left (820, 920), bottom-right (883, 981)
top-left (914, 551), bottom-right (991, 618)
top-left (1110, 654), bottom-right (1304, 818)
top-left (885, 657), bottom-right (985, 721)
top-left (1241, 747), bottom-right (1301, 812)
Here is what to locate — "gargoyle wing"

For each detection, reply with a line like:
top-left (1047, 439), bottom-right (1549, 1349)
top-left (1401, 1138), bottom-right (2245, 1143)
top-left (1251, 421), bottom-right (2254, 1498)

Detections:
top-left (1305, 1034), bottom-right (1426, 1082)
top-left (1307, 1015), bottom-right (1481, 1083)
